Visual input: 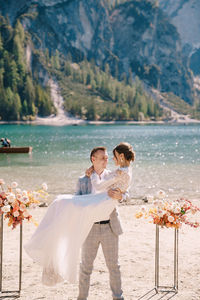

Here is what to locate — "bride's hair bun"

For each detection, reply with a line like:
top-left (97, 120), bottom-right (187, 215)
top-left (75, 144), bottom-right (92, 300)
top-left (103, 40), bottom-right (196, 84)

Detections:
top-left (113, 142), bottom-right (135, 162)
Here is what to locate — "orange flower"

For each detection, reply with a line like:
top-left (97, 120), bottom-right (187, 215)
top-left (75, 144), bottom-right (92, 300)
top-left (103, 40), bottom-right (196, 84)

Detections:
top-left (135, 212), bottom-right (143, 219)
top-left (8, 218), bottom-right (13, 227)
top-left (12, 204), bottom-right (20, 212)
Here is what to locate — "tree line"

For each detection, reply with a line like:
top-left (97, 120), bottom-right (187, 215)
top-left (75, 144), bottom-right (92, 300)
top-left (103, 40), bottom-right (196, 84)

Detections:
top-left (0, 16), bottom-right (54, 121)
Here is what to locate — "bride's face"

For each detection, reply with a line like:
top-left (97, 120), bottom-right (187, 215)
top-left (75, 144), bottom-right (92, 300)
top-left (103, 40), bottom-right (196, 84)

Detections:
top-left (113, 150), bottom-right (123, 166)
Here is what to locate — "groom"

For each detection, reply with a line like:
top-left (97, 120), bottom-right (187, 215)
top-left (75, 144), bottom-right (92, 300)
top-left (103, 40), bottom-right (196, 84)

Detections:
top-left (76, 146), bottom-right (127, 300)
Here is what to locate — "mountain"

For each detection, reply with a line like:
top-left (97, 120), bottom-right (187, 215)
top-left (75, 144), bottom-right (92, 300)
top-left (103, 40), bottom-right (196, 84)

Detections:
top-left (0, 14), bottom-right (163, 122)
top-left (159, 0), bottom-right (200, 76)
top-left (0, 0), bottom-right (199, 120)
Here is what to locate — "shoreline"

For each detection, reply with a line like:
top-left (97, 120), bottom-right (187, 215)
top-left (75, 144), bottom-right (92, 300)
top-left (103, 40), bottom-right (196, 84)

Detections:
top-left (0, 118), bottom-right (200, 126)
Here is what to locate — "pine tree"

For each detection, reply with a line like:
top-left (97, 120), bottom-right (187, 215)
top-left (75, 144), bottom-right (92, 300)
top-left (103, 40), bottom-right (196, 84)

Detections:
top-left (13, 34), bottom-right (24, 64)
top-left (104, 63), bottom-right (110, 75)
top-left (22, 100), bottom-right (28, 116)
top-left (14, 20), bottom-right (25, 42)
top-left (13, 92), bottom-right (22, 120)
top-left (0, 33), bottom-right (3, 57)
top-left (23, 75), bottom-right (35, 114)
top-left (54, 50), bottom-right (60, 69)
top-left (85, 101), bottom-right (96, 120)
top-left (45, 48), bottom-right (50, 65)
top-left (0, 67), bottom-right (4, 88)
top-left (64, 61), bottom-right (72, 76)
top-left (8, 60), bottom-right (20, 91)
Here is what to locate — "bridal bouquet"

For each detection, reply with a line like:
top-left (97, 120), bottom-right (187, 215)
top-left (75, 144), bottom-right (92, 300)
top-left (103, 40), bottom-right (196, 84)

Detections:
top-left (0, 179), bottom-right (48, 229)
top-left (136, 190), bottom-right (200, 229)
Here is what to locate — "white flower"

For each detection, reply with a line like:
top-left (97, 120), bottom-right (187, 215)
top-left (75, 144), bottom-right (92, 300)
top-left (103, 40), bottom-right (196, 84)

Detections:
top-left (168, 215), bottom-right (174, 223)
top-left (7, 193), bottom-right (16, 203)
top-left (42, 183), bottom-right (48, 191)
top-left (22, 190), bottom-right (28, 196)
top-left (13, 211), bottom-right (19, 217)
top-left (158, 200), bottom-right (164, 208)
top-left (11, 182), bottom-right (18, 188)
top-left (0, 179), bottom-right (5, 185)
top-left (1, 205), bottom-right (11, 213)
top-left (174, 206), bottom-right (181, 214)
top-left (183, 201), bottom-right (190, 209)
top-left (16, 194), bottom-right (22, 201)
top-left (21, 196), bottom-right (29, 204)
top-left (156, 190), bottom-right (166, 200)
top-left (19, 204), bottom-right (26, 212)
top-left (23, 210), bottom-right (29, 218)
top-left (16, 188), bottom-right (21, 194)
top-left (157, 210), bottom-right (164, 218)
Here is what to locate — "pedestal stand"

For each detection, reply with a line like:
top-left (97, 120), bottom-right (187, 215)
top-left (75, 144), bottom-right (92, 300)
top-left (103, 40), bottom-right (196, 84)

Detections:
top-left (155, 225), bottom-right (178, 294)
top-left (0, 214), bottom-right (22, 298)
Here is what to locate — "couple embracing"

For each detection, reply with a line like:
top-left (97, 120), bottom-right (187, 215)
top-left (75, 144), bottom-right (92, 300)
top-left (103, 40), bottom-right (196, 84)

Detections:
top-left (25, 142), bottom-right (135, 300)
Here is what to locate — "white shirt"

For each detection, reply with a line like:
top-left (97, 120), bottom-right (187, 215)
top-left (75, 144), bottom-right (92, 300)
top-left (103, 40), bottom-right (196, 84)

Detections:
top-left (91, 169), bottom-right (111, 194)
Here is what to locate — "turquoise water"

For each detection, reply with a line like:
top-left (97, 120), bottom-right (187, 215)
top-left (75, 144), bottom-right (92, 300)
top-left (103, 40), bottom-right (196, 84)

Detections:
top-left (0, 124), bottom-right (200, 201)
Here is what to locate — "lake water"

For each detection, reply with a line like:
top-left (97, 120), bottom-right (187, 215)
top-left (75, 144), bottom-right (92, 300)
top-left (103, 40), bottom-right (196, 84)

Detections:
top-left (0, 124), bottom-right (199, 202)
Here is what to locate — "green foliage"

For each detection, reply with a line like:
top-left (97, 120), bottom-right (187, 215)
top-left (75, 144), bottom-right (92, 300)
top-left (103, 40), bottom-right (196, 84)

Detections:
top-left (0, 15), bottom-right (54, 121)
top-left (35, 85), bottom-right (54, 116)
top-left (45, 53), bottom-right (163, 121)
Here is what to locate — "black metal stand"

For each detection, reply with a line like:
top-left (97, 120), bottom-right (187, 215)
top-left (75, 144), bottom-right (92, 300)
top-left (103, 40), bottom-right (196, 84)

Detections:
top-left (155, 225), bottom-right (178, 294)
top-left (0, 214), bottom-right (22, 298)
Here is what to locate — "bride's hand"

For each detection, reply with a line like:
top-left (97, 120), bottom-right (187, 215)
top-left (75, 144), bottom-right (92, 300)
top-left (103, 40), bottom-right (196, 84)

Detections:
top-left (85, 166), bottom-right (94, 177)
top-left (116, 169), bottom-right (123, 177)
top-left (108, 188), bottom-right (122, 201)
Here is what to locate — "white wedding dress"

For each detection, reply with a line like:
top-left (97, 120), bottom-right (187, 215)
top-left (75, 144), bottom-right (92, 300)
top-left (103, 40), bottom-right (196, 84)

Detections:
top-left (24, 166), bottom-right (132, 286)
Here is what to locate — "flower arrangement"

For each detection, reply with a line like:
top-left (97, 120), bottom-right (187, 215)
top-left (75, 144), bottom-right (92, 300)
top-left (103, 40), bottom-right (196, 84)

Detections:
top-left (0, 179), bottom-right (48, 229)
top-left (136, 190), bottom-right (200, 229)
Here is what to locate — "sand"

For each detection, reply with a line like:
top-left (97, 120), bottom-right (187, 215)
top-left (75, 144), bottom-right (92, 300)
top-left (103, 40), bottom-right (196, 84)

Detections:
top-left (1, 204), bottom-right (200, 300)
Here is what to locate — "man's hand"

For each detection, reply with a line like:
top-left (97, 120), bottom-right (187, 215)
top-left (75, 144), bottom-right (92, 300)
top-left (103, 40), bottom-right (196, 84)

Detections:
top-left (107, 188), bottom-right (122, 201)
top-left (85, 166), bottom-right (94, 177)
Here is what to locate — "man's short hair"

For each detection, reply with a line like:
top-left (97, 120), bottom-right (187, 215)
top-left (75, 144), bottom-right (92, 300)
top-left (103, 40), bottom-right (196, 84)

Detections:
top-left (90, 146), bottom-right (107, 162)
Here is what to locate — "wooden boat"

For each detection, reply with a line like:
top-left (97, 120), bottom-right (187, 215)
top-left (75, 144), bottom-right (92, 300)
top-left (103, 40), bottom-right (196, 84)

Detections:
top-left (0, 147), bottom-right (32, 153)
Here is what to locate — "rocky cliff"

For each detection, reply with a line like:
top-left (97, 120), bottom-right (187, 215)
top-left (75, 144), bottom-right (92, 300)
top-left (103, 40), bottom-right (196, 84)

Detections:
top-left (109, 1), bottom-right (193, 103)
top-left (0, 0), bottom-right (195, 104)
top-left (159, 0), bottom-right (200, 76)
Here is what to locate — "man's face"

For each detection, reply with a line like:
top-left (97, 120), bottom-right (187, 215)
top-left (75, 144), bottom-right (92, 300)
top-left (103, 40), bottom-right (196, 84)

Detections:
top-left (92, 150), bottom-right (108, 170)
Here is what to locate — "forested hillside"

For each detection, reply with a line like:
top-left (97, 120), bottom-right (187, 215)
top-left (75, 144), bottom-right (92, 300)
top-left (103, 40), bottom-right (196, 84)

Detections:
top-left (43, 53), bottom-right (163, 121)
top-left (0, 16), bottom-right (54, 121)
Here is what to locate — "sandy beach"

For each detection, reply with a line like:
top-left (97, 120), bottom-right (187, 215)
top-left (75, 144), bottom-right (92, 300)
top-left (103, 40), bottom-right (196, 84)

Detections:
top-left (1, 204), bottom-right (200, 300)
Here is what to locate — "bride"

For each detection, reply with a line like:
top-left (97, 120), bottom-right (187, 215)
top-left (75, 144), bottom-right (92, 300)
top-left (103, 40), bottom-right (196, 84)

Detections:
top-left (25, 142), bottom-right (135, 286)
